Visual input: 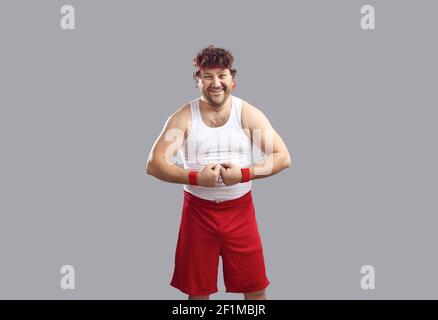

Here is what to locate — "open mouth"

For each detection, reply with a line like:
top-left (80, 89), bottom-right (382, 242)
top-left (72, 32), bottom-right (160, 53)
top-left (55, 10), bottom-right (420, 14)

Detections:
top-left (209, 89), bottom-right (224, 94)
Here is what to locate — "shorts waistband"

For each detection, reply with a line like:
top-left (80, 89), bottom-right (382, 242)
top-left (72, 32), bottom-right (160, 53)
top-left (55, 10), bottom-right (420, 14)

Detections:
top-left (183, 190), bottom-right (253, 210)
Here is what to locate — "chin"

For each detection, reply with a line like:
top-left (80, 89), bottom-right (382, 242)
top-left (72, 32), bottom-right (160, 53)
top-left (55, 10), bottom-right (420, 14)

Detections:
top-left (203, 91), bottom-right (230, 106)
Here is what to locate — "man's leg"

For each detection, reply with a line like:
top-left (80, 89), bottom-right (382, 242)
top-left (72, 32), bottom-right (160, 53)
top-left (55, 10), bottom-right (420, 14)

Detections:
top-left (244, 289), bottom-right (266, 300)
top-left (188, 295), bottom-right (210, 300)
top-left (221, 193), bottom-right (270, 300)
top-left (170, 192), bottom-right (221, 298)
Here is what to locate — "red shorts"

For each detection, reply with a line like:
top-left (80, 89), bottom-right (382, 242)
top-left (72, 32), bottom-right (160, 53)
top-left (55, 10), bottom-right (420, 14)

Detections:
top-left (170, 190), bottom-right (270, 296)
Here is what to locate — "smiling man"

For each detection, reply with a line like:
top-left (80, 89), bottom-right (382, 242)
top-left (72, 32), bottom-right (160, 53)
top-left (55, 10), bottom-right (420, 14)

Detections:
top-left (146, 45), bottom-right (292, 300)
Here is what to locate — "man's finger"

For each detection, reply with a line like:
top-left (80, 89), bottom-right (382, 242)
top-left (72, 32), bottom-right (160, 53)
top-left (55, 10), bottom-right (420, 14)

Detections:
top-left (220, 162), bottom-right (231, 168)
top-left (207, 163), bottom-right (218, 169)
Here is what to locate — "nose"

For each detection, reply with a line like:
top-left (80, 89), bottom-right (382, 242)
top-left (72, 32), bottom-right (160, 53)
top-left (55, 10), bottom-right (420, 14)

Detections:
top-left (212, 76), bottom-right (221, 88)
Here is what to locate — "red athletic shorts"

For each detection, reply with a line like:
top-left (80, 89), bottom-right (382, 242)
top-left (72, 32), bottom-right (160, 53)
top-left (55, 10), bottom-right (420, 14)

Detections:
top-left (170, 190), bottom-right (270, 296)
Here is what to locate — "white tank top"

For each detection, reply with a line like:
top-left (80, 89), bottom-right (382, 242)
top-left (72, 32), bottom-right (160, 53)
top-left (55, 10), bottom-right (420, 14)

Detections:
top-left (179, 95), bottom-right (253, 201)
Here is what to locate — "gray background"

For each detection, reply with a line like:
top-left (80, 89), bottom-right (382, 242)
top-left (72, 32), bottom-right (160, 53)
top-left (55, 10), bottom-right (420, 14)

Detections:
top-left (0, 0), bottom-right (437, 299)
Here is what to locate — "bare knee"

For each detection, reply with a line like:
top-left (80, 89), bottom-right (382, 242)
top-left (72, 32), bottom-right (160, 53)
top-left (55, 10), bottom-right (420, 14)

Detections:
top-left (244, 289), bottom-right (266, 300)
top-left (188, 295), bottom-right (210, 300)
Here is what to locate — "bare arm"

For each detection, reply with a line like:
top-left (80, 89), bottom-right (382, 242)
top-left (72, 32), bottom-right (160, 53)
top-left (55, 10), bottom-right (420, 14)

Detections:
top-left (242, 101), bottom-right (292, 180)
top-left (146, 105), bottom-right (222, 187)
top-left (146, 105), bottom-right (190, 184)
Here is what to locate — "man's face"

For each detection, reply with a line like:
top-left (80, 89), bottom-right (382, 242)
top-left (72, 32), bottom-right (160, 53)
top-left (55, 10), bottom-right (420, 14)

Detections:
top-left (197, 68), bottom-right (233, 108)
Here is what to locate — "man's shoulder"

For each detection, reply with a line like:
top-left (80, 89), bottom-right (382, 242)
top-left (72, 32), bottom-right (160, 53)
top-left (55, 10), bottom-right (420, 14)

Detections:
top-left (167, 102), bottom-right (191, 127)
top-left (240, 98), bottom-right (266, 128)
top-left (175, 102), bottom-right (191, 117)
top-left (240, 97), bottom-right (266, 114)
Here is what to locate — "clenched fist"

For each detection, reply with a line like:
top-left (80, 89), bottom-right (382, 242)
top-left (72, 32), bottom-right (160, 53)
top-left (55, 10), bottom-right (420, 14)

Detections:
top-left (197, 163), bottom-right (222, 187)
top-left (219, 162), bottom-right (243, 186)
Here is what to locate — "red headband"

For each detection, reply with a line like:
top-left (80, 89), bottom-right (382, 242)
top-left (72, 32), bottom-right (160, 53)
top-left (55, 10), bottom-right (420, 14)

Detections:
top-left (197, 64), bottom-right (228, 71)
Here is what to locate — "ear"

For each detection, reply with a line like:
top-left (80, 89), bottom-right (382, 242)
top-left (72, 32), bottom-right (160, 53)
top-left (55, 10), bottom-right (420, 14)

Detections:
top-left (196, 78), bottom-right (203, 89)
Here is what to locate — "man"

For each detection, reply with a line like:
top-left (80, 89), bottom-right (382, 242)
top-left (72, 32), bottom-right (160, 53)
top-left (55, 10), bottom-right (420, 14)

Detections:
top-left (146, 45), bottom-right (291, 300)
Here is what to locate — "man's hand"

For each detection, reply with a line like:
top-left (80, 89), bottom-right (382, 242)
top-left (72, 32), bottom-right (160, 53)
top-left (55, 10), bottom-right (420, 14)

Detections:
top-left (197, 163), bottom-right (222, 187)
top-left (219, 163), bottom-right (243, 186)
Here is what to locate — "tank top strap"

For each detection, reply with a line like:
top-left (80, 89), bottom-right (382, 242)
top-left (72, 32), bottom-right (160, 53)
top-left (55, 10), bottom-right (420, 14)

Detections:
top-left (188, 98), bottom-right (202, 125)
top-left (233, 96), bottom-right (243, 128)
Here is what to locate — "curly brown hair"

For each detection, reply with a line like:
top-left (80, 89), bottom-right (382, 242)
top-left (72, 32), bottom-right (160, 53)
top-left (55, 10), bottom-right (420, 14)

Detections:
top-left (192, 45), bottom-right (237, 83)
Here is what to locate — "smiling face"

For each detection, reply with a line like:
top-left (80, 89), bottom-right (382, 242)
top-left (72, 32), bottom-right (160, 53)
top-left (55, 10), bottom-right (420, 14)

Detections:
top-left (197, 67), bottom-right (234, 108)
